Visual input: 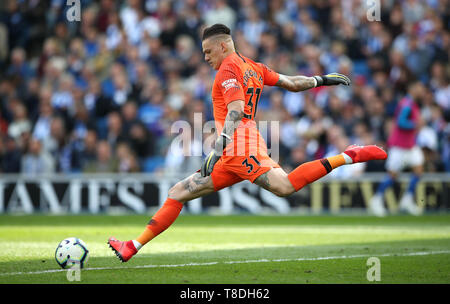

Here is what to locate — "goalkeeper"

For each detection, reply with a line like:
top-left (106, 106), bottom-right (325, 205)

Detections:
top-left (108, 24), bottom-right (387, 262)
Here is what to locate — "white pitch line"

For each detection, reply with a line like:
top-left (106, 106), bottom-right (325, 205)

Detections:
top-left (1, 250), bottom-right (449, 277)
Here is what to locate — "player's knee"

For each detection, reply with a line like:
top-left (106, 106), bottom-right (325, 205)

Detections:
top-left (273, 184), bottom-right (295, 197)
top-left (412, 165), bottom-right (423, 175)
top-left (279, 188), bottom-right (295, 197)
top-left (168, 182), bottom-right (184, 201)
top-left (388, 171), bottom-right (398, 180)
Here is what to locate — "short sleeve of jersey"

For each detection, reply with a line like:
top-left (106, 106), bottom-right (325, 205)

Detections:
top-left (258, 63), bottom-right (279, 86)
top-left (216, 64), bottom-right (245, 106)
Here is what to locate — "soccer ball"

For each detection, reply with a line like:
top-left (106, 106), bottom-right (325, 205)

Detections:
top-left (55, 237), bottom-right (89, 269)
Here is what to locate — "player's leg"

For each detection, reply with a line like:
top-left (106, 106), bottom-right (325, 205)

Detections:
top-left (369, 147), bottom-right (404, 216)
top-left (255, 145), bottom-right (387, 197)
top-left (255, 150), bottom-right (354, 197)
top-left (254, 167), bottom-right (294, 196)
top-left (169, 172), bottom-right (216, 202)
top-left (399, 146), bottom-right (424, 215)
top-left (398, 164), bottom-right (422, 215)
top-left (108, 173), bottom-right (215, 262)
top-left (108, 160), bottom-right (241, 262)
top-left (369, 170), bottom-right (396, 216)
top-left (133, 172), bottom-right (216, 246)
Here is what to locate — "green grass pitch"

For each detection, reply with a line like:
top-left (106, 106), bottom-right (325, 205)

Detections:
top-left (0, 214), bottom-right (449, 284)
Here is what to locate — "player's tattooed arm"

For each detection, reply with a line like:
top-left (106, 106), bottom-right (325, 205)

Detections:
top-left (215, 100), bottom-right (244, 153)
top-left (275, 73), bottom-right (351, 91)
top-left (275, 74), bottom-right (317, 92)
top-left (201, 100), bottom-right (244, 177)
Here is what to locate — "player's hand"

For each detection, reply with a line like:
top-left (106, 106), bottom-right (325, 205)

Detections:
top-left (314, 73), bottom-right (351, 86)
top-left (200, 150), bottom-right (221, 177)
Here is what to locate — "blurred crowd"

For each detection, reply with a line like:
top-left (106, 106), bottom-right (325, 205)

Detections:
top-left (0, 0), bottom-right (448, 177)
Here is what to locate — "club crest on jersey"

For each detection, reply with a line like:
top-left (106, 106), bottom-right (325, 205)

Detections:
top-left (222, 79), bottom-right (239, 91)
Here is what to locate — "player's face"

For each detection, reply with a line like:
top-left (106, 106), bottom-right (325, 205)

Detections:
top-left (202, 38), bottom-right (224, 70)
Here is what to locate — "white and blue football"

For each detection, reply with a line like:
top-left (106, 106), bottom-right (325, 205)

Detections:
top-left (55, 237), bottom-right (89, 269)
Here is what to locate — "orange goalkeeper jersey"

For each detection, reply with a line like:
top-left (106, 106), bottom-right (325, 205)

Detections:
top-left (211, 52), bottom-right (279, 135)
top-left (208, 52), bottom-right (281, 186)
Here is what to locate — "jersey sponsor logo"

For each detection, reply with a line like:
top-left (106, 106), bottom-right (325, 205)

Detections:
top-left (222, 78), bottom-right (240, 92)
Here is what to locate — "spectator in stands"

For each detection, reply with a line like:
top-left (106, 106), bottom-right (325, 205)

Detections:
top-left (7, 101), bottom-right (31, 142)
top-left (83, 140), bottom-right (118, 173)
top-left (0, 0), bottom-right (446, 177)
top-left (106, 111), bottom-right (126, 149)
top-left (203, 0), bottom-right (236, 31)
top-left (7, 47), bottom-right (34, 85)
top-left (128, 121), bottom-right (154, 160)
top-left (121, 100), bottom-right (140, 135)
top-left (42, 116), bottom-right (72, 173)
top-left (73, 129), bottom-right (98, 172)
top-left (32, 88), bottom-right (54, 141)
top-left (116, 141), bottom-right (140, 173)
top-left (0, 108), bottom-right (8, 135)
top-left (21, 137), bottom-right (55, 175)
top-left (0, 135), bottom-right (21, 173)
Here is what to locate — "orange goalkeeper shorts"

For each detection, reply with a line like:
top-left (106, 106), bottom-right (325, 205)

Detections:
top-left (209, 127), bottom-right (280, 191)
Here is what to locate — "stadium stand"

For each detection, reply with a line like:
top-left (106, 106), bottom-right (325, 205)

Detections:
top-left (0, 0), bottom-right (448, 175)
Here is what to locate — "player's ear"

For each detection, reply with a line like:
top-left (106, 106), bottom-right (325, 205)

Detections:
top-left (221, 41), bottom-right (227, 53)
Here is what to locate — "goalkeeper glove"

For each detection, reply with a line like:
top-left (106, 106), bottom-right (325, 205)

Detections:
top-left (201, 150), bottom-right (221, 177)
top-left (200, 133), bottom-right (233, 177)
top-left (200, 134), bottom-right (229, 177)
top-left (313, 73), bottom-right (351, 86)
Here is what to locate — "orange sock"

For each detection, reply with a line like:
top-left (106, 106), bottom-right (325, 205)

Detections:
top-left (136, 198), bottom-right (184, 246)
top-left (287, 155), bottom-right (346, 192)
top-left (327, 154), bottom-right (346, 169)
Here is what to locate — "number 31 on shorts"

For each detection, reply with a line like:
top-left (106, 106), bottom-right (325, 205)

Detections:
top-left (241, 155), bottom-right (261, 173)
